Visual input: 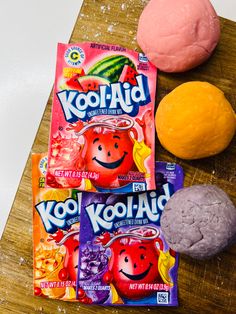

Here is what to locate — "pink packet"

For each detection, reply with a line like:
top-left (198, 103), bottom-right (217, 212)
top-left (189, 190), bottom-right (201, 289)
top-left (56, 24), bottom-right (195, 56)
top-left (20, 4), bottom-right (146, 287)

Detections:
top-left (46, 42), bottom-right (157, 193)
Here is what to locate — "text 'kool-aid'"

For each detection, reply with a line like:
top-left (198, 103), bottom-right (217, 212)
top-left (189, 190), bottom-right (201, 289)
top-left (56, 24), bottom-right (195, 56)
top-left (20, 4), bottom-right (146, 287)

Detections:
top-left (46, 42), bottom-right (157, 193)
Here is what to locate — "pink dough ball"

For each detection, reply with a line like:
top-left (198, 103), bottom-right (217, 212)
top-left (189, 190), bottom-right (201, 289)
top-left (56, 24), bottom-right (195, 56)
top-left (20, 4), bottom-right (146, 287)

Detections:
top-left (137, 0), bottom-right (221, 72)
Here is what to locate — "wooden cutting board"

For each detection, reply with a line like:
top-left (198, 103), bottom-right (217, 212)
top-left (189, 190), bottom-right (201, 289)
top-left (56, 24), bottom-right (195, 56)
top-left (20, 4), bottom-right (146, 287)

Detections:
top-left (0, 1), bottom-right (235, 313)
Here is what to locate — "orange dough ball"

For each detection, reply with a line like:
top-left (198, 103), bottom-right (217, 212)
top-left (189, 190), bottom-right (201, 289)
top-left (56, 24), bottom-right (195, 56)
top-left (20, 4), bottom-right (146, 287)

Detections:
top-left (155, 82), bottom-right (236, 159)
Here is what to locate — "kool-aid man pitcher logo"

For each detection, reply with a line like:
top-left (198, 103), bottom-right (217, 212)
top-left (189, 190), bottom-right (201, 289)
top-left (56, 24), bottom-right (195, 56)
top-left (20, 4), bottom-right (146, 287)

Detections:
top-left (57, 75), bottom-right (151, 123)
top-left (35, 192), bottom-right (81, 233)
top-left (85, 183), bottom-right (172, 233)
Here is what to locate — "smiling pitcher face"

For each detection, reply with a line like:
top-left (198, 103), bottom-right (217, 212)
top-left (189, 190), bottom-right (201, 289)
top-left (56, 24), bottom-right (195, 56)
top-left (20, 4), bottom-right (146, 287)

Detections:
top-left (84, 128), bottom-right (135, 187)
top-left (109, 238), bottom-right (162, 300)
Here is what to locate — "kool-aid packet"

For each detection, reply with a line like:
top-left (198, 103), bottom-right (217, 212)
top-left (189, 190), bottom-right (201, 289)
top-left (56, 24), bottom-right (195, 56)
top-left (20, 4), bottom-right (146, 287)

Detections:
top-left (32, 153), bottom-right (81, 301)
top-left (46, 42), bottom-right (157, 193)
top-left (76, 162), bottom-right (184, 306)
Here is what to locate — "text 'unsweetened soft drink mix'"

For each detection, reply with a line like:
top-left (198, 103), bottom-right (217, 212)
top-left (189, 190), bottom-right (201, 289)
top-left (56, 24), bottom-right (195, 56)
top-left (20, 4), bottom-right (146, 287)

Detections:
top-left (46, 42), bottom-right (157, 193)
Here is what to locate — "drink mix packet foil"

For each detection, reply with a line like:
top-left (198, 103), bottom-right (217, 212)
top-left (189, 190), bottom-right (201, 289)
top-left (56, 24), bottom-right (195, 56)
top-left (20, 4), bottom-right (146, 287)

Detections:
top-left (76, 162), bottom-right (184, 306)
top-left (32, 153), bottom-right (81, 301)
top-left (46, 42), bottom-right (157, 193)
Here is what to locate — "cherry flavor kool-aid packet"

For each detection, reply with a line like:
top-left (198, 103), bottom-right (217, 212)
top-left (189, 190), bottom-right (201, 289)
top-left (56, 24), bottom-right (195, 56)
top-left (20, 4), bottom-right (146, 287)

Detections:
top-left (76, 162), bottom-right (184, 306)
top-left (32, 153), bottom-right (81, 301)
top-left (46, 42), bottom-right (157, 193)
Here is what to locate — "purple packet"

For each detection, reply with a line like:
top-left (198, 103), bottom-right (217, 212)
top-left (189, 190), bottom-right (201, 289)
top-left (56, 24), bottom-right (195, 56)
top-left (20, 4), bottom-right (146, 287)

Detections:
top-left (76, 161), bottom-right (184, 306)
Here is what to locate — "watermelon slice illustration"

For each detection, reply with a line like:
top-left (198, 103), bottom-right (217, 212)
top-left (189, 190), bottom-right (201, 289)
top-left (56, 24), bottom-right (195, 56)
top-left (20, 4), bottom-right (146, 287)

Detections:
top-left (119, 65), bottom-right (138, 85)
top-left (65, 73), bottom-right (84, 91)
top-left (78, 75), bottom-right (110, 92)
top-left (66, 74), bottom-right (110, 93)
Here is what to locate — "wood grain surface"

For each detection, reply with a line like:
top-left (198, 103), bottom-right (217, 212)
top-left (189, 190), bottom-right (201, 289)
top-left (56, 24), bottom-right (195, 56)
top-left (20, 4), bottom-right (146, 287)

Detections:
top-left (0, 1), bottom-right (235, 313)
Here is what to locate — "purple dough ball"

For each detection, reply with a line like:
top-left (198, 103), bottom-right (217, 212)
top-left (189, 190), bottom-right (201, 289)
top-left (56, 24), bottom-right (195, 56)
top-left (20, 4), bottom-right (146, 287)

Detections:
top-left (160, 185), bottom-right (236, 259)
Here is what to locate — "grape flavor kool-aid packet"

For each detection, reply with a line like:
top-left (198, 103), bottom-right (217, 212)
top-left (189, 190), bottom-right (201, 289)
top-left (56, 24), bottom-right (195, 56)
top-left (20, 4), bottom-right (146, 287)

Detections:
top-left (46, 42), bottom-right (157, 193)
top-left (32, 153), bottom-right (81, 301)
top-left (76, 162), bottom-right (184, 306)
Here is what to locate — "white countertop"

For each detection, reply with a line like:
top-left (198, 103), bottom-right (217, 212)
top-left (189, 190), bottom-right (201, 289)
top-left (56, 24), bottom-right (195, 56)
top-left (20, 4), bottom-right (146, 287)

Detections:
top-left (0, 0), bottom-right (235, 238)
top-left (211, 0), bottom-right (236, 22)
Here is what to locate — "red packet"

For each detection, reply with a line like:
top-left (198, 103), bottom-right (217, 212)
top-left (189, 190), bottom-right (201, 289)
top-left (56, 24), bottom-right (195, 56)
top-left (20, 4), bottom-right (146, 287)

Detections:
top-left (46, 42), bottom-right (157, 193)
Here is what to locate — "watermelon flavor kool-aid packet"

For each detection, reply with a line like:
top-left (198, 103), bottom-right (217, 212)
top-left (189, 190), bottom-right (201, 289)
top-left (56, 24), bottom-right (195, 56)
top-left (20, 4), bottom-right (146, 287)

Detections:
top-left (46, 42), bottom-right (157, 193)
top-left (32, 153), bottom-right (81, 301)
top-left (76, 162), bottom-right (184, 306)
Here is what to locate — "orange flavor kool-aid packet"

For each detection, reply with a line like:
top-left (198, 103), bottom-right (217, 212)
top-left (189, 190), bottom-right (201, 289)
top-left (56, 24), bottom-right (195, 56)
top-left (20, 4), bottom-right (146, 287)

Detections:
top-left (32, 153), bottom-right (81, 301)
top-left (46, 42), bottom-right (157, 193)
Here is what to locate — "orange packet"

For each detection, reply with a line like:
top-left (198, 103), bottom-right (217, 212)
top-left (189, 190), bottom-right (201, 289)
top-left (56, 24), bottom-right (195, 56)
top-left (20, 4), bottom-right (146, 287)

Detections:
top-left (32, 153), bottom-right (81, 301)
